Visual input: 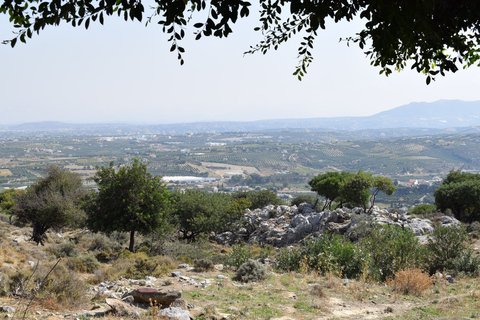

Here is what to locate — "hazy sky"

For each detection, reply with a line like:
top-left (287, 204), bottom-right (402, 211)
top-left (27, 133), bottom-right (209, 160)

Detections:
top-left (1, 7), bottom-right (480, 125)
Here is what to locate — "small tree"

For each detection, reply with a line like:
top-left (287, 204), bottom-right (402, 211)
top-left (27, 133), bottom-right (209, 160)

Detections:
top-left (340, 170), bottom-right (372, 211)
top-left (173, 190), bottom-right (248, 241)
top-left (308, 171), bottom-right (348, 210)
top-left (0, 188), bottom-right (24, 223)
top-left (368, 176), bottom-right (396, 212)
top-left (434, 170), bottom-right (480, 222)
top-left (232, 190), bottom-right (282, 210)
top-left (84, 159), bottom-right (171, 252)
top-left (13, 166), bottom-right (85, 244)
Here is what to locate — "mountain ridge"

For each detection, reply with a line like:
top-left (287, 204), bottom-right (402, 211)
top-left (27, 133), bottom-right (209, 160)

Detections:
top-left (2, 99), bottom-right (480, 133)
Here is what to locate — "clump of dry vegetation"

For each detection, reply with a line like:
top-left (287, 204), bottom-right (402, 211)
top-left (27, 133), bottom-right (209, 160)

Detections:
top-left (389, 268), bottom-right (434, 295)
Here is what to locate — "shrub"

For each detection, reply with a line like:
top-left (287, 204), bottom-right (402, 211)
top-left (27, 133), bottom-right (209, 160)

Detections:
top-left (117, 253), bottom-right (177, 279)
top-left (276, 247), bottom-right (303, 272)
top-left (410, 204), bottom-right (437, 215)
top-left (226, 245), bottom-right (253, 269)
top-left (426, 225), bottom-right (469, 274)
top-left (38, 263), bottom-right (89, 308)
top-left (48, 241), bottom-right (80, 258)
top-left (359, 225), bottom-right (426, 281)
top-left (276, 233), bottom-right (365, 279)
top-left (389, 268), bottom-right (433, 295)
top-left (347, 214), bottom-right (376, 242)
top-left (467, 221), bottom-right (480, 238)
top-left (452, 249), bottom-right (480, 277)
top-left (310, 284), bottom-right (326, 297)
top-left (95, 251), bottom-right (110, 262)
top-left (304, 233), bottom-right (364, 278)
top-left (194, 259), bottom-right (215, 272)
top-left (89, 232), bottom-right (124, 253)
top-left (66, 252), bottom-right (101, 273)
top-left (235, 259), bottom-right (267, 283)
top-left (291, 194), bottom-right (318, 208)
top-left (7, 262), bottom-right (88, 308)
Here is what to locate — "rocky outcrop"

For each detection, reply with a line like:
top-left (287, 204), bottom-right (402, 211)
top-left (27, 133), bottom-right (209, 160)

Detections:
top-left (214, 204), bottom-right (460, 247)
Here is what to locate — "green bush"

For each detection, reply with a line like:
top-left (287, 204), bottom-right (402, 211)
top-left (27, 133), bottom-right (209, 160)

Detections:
top-left (66, 252), bottom-right (101, 273)
top-left (276, 247), bottom-right (303, 272)
top-left (452, 249), bottom-right (480, 277)
top-left (276, 233), bottom-right (365, 279)
top-left (291, 194), bottom-right (318, 208)
top-left (89, 232), bottom-right (124, 253)
top-left (235, 259), bottom-right (267, 283)
top-left (303, 233), bottom-right (365, 278)
top-left (426, 225), bottom-right (471, 274)
top-left (226, 245), bottom-right (253, 269)
top-left (118, 253), bottom-right (177, 279)
top-left (194, 259), bottom-right (215, 272)
top-left (347, 214), bottom-right (376, 242)
top-left (49, 241), bottom-right (80, 258)
top-left (410, 204), bottom-right (437, 215)
top-left (467, 221), bottom-right (480, 238)
top-left (359, 225), bottom-right (426, 281)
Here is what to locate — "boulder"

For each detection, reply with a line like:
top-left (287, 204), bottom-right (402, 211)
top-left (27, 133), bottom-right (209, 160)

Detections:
top-left (440, 216), bottom-right (460, 226)
top-left (105, 298), bottom-right (140, 318)
top-left (0, 306), bottom-right (15, 313)
top-left (158, 307), bottom-right (192, 320)
top-left (125, 288), bottom-right (182, 306)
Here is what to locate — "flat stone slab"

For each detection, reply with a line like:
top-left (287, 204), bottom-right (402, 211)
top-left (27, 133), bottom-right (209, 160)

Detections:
top-left (126, 288), bottom-right (182, 306)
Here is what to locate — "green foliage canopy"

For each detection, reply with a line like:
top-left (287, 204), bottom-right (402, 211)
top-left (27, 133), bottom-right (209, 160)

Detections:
top-left (309, 171), bottom-right (395, 212)
top-left (84, 159), bottom-right (171, 252)
top-left (173, 190), bottom-right (248, 241)
top-left (2, 0), bottom-right (480, 82)
top-left (232, 189), bottom-right (282, 210)
top-left (434, 170), bottom-right (480, 222)
top-left (0, 188), bottom-right (24, 218)
top-left (13, 166), bottom-right (85, 244)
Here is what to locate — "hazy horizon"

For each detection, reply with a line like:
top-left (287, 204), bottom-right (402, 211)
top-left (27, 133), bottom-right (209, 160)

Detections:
top-left (2, 6), bottom-right (480, 125)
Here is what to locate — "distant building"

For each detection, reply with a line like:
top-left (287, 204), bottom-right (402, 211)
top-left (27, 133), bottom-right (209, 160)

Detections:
top-left (205, 142), bottom-right (226, 146)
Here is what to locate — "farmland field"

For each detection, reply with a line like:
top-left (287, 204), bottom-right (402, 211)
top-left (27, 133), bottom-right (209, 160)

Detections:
top-left (2, 128), bottom-right (480, 207)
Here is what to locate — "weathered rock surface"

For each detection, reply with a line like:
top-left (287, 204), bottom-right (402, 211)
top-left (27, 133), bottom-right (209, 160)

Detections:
top-left (105, 298), bottom-right (140, 318)
top-left (214, 204), bottom-right (460, 247)
top-left (125, 287), bottom-right (182, 306)
top-left (158, 307), bottom-right (192, 320)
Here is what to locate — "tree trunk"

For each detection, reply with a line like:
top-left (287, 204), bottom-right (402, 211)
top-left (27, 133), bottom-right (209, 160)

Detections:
top-left (129, 230), bottom-right (135, 252)
top-left (32, 222), bottom-right (46, 245)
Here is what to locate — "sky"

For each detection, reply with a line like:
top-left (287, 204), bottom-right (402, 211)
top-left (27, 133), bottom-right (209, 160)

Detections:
top-left (1, 6), bottom-right (480, 125)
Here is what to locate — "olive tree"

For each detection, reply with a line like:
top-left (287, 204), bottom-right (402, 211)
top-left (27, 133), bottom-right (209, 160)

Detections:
top-left (84, 159), bottom-right (171, 252)
top-left (13, 166), bottom-right (85, 244)
top-left (173, 190), bottom-right (249, 241)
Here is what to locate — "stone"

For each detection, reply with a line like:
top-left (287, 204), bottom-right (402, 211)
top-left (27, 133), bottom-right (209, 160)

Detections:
top-left (440, 216), bottom-right (460, 226)
top-left (158, 307), bottom-right (192, 320)
top-left (178, 264), bottom-right (189, 269)
top-left (126, 288), bottom-right (182, 306)
top-left (170, 298), bottom-right (188, 310)
top-left (171, 271), bottom-right (183, 277)
top-left (105, 298), bottom-right (140, 318)
top-left (0, 307), bottom-right (15, 313)
top-left (122, 295), bottom-right (135, 304)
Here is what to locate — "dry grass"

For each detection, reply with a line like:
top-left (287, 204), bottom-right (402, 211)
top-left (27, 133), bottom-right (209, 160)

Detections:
top-left (389, 268), bottom-right (433, 296)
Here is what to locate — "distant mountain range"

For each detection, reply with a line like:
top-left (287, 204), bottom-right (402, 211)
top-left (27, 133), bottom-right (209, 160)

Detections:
top-left (2, 100), bottom-right (480, 134)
